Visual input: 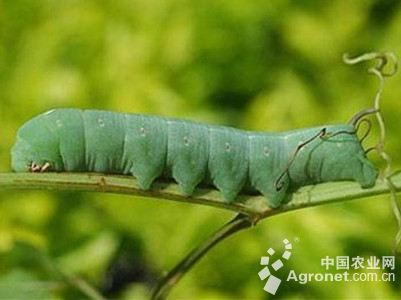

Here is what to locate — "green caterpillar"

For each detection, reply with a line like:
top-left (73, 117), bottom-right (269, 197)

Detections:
top-left (11, 108), bottom-right (378, 207)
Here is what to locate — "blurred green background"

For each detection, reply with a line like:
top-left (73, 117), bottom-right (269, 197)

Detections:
top-left (1, 0), bottom-right (401, 299)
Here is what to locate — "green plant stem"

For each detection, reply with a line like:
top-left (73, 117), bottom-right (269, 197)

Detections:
top-left (0, 172), bottom-right (400, 217)
top-left (151, 213), bottom-right (252, 300)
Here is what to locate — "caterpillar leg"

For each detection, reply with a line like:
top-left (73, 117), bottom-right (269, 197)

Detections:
top-left (29, 161), bottom-right (52, 172)
top-left (40, 162), bottom-right (51, 172)
top-left (132, 172), bottom-right (156, 190)
top-left (219, 187), bottom-right (240, 203)
top-left (261, 177), bottom-right (290, 208)
top-left (355, 155), bottom-right (378, 188)
top-left (177, 182), bottom-right (197, 197)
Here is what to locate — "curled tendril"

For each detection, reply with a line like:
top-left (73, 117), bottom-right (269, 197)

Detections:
top-left (344, 51), bottom-right (400, 254)
top-left (343, 52), bottom-right (398, 77)
top-left (355, 118), bottom-right (372, 145)
top-left (348, 108), bottom-right (378, 126)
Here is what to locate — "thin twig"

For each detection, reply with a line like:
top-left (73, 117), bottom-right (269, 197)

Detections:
top-left (151, 214), bottom-right (253, 299)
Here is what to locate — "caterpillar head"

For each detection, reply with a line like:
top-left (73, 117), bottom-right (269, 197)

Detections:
top-left (11, 114), bottom-right (62, 172)
top-left (11, 138), bottom-right (54, 172)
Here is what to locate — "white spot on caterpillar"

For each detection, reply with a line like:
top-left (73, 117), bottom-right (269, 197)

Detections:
top-left (140, 127), bottom-right (146, 137)
top-left (56, 120), bottom-right (63, 127)
top-left (337, 142), bottom-right (343, 148)
top-left (98, 118), bottom-right (105, 127)
top-left (225, 142), bottom-right (231, 152)
top-left (183, 136), bottom-right (190, 146)
top-left (263, 146), bottom-right (270, 156)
